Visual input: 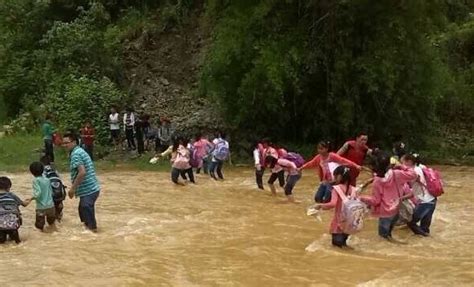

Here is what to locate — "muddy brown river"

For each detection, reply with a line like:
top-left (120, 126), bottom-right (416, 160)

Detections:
top-left (0, 166), bottom-right (473, 286)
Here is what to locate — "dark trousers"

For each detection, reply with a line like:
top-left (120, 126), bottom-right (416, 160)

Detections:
top-left (84, 144), bottom-right (94, 160)
top-left (44, 139), bottom-right (54, 162)
top-left (378, 214), bottom-right (399, 238)
top-left (136, 135), bottom-right (145, 154)
top-left (268, 170), bottom-right (285, 187)
top-left (0, 230), bottom-right (20, 244)
top-left (284, 174), bottom-right (301, 195)
top-left (255, 168), bottom-right (265, 189)
top-left (182, 168), bottom-right (195, 183)
top-left (54, 200), bottom-right (64, 221)
top-left (125, 128), bottom-right (136, 149)
top-left (79, 191), bottom-right (100, 230)
top-left (171, 168), bottom-right (195, 184)
top-left (210, 160), bottom-right (224, 180)
top-left (35, 208), bottom-right (56, 230)
top-left (408, 199), bottom-right (437, 234)
top-left (315, 182), bottom-right (333, 203)
top-left (332, 233), bottom-right (349, 247)
top-left (202, 157), bottom-right (211, 174)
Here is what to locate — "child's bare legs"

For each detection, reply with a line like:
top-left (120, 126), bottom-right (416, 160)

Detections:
top-left (268, 183), bottom-right (277, 196)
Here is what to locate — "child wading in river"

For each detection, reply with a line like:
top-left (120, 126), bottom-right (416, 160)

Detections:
top-left (0, 177), bottom-right (30, 244)
top-left (265, 155), bottom-right (302, 203)
top-left (314, 165), bottom-right (364, 248)
top-left (28, 162), bottom-right (56, 231)
top-left (360, 151), bottom-right (416, 241)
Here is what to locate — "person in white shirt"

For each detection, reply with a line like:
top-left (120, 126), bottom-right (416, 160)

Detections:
top-left (253, 141), bottom-right (265, 190)
top-left (123, 107), bottom-right (136, 151)
top-left (401, 153), bottom-right (437, 236)
top-left (108, 107), bottom-right (121, 150)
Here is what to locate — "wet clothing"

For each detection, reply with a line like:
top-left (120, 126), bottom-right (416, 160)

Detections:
top-left (301, 152), bottom-right (360, 182)
top-left (268, 170), bottom-right (285, 187)
top-left (332, 233), bottom-right (349, 247)
top-left (32, 176), bottom-right (54, 210)
top-left (360, 167), bottom-right (416, 218)
top-left (320, 184), bottom-right (357, 234)
top-left (338, 140), bottom-right (370, 185)
top-left (35, 207), bottom-right (56, 230)
top-left (70, 146), bottom-right (100, 198)
top-left (79, 190), bottom-right (100, 230)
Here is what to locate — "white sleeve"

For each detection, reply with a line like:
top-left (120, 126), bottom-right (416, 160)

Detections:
top-left (253, 149), bottom-right (260, 165)
top-left (130, 113), bottom-right (135, 125)
top-left (123, 114), bottom-right (127, 125)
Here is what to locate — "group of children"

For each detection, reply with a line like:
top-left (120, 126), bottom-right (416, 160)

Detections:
top-left (151, 132), bottom-right (230, 185)
top-left (252, 135), bottom-right (442, 248)
top-left (0, 156), bottom-right (65, 244)
top-left (109, 107), bottom-right (176, 156)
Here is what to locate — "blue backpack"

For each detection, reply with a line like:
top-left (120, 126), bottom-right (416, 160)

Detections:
top-left (213, 140), bottom-right (229, 161)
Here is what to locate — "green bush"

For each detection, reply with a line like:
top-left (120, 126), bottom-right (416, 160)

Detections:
top-left (45, 75), bottom-right (128, 144)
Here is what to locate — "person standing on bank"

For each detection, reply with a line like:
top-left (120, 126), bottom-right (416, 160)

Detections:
top-left (123, 107), bottom-right (136, 151)
top-left (157, 117), bottom-right (174, 152)
top-left (108, 107), bottom-right (121, 151)
top-left (42, 114), bottom-right (56, 164)
top-left (80, 120), bottom-right (95, 160)
top-left (62, 133), bottom-right (100, 232)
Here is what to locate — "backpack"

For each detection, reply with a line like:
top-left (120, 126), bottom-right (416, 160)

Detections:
top-left (0, 213), bottom-right (20, 230)
top-left (284, 152), bottom-right (305, 168)
top-left (333, 185), bottom-right (366, 234)
top-left (44, 168), bottom-right (66, 202)
top-left (421, 166), bottom-right (444, 197)
top-left (188, 144), bottom-right (199, 168)
top-left (213, 140), bottom-right (229, 161)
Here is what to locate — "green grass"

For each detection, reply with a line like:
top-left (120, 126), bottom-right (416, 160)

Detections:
top-left (0, 133), bottom-right (172, 173)
top-left (1, 133), bottom-right (472, 174)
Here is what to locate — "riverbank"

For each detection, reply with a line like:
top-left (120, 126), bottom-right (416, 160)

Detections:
top-left (0, 133), bottom-right (473, 173)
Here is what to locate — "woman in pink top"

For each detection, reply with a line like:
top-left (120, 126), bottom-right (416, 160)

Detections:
top-left (360, 151), bottom-right (416, 240)
top-left (193, 133), bottom-right (213, 174)
top-left (265, 155), bottom-right (301, 203)
top-left (314, 165), bottom-right (357, 248)
top-left (300, 141), bottom-right (361, 203)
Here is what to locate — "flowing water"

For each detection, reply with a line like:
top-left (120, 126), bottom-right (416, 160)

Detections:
top-left (0, 166), bottom-right (473, 286)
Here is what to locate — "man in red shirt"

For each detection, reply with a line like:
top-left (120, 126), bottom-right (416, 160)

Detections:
top-left (80, 120), bottom-right (95, 160)
top-left (337, 132), bottom-right (373, 186)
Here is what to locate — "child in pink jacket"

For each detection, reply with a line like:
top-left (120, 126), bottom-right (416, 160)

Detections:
top-left (360, 151), bottom-right (416, 240)
top-left (314, 165), bottom-right (357, 248)
top-left (265, 155), bottom-right (301, 203)
top-left (300, 141), bottom-right (361, 203)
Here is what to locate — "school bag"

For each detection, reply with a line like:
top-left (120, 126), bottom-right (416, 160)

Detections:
top-left (421, 166), bottom-right (444, 197)
top-left (333, 185), bottom-right (367, 234)
top-left (213, 140), bottom-right (229, 161)
top-left (188, 144), bottom-right (199, 168)
top-left (283, 152), bottom-right (305, 168)
top-left (0, 193), bottom-right (21, 230)
top-left (44, 167), bottom-right (66, 202)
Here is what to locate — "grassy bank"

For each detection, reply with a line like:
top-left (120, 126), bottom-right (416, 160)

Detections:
top-left (0, 133), bottom-right (472, 173)
top-left (0, 133), bottom-right (172, 173)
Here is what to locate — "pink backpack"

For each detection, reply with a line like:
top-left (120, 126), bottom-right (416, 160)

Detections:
top-left (333, 186), bottom-right (367, 234)
top-left (422, 166), bottom-right (444, 197)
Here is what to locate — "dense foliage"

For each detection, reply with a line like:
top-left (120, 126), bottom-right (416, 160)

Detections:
top-left (0, 0), bottom-right (472, 149)
top-left (200, 0), bottom-right (474, 147)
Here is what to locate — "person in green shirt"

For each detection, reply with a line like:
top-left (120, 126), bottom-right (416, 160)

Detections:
top-left (42, 114), bottom-right (56, 163)
top-left (28, 162), bottom-right (56, 231)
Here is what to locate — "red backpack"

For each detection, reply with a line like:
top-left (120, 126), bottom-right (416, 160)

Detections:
top-left (422, 166), bottom-right (444, 197)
